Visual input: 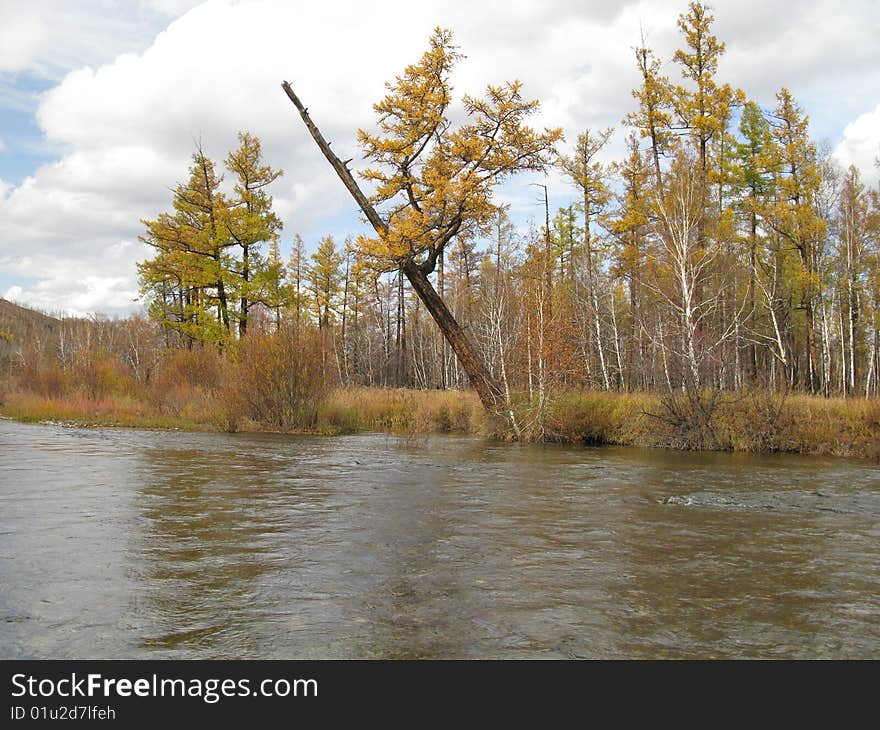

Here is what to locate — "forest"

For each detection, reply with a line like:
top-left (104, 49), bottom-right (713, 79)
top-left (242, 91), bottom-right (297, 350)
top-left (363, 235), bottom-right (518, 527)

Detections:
top-left (2, 2), bottom-right (879, 456)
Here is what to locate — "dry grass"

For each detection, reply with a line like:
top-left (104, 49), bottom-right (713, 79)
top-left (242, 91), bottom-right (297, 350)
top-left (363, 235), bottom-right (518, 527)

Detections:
top-left (542, 389), bottom-right (880, 460)
top-left (319, 387), bottom-right (486, 436)
top-left (1, 378), bottom-right (878, 460)
top-left (0, 389), bottom-right (212, 431)
top-left (779, 395), bottom-right (880, 460)
top-left (542, 391), bottom-right (658, 446)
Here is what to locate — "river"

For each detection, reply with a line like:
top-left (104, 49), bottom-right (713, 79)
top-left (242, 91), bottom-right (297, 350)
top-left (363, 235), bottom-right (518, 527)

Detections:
top-left (1, 419), bottom-right (878, 658)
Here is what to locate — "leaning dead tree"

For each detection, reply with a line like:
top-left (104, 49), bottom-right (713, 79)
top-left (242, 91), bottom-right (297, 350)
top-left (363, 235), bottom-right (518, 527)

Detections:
top-left (281, 28), bottom-right (560, 416)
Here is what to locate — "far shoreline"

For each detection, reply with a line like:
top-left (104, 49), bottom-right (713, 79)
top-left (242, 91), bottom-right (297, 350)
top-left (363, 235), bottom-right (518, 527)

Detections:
top-left (2, 387), bottom-right (878, 462)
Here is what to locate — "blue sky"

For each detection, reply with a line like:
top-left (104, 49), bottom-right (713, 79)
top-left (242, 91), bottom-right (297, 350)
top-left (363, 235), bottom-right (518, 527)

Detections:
top-left (1, 0), bottom-right (878, 316)
top-left (0, 74), bottom-right (57, 184)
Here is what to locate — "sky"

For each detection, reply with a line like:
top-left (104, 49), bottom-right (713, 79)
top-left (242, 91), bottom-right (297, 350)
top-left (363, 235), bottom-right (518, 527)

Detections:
top-left (0, 0), bottom-right (878, 317)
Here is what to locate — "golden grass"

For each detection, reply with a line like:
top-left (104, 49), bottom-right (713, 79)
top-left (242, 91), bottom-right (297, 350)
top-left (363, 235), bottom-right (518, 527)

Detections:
top-left (777, 394), bottom-right (880, 459)
top-left (0, 390), bottom-right (213, 431)
top-left (319, 387), bottom-right (487, 435)
top-left (542, 390), bottom-right (880, 459)
top-left (1, 383), bottom-right (877, 459)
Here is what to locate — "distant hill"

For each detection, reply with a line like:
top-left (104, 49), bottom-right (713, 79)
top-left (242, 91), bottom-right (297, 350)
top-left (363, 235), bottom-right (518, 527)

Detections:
top-left (0, 298), bottom-right (62, 364)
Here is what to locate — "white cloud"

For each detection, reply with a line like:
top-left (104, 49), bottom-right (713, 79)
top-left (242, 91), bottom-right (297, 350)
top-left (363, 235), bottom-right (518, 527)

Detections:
top-left (0, 0), bottom-right (878, 315)
top-left (146, 0), bottom-right (204, 15)
top-left (834, 104), bottom-right (880, 187)
top-left (0, 0), bottom-right (200, 78)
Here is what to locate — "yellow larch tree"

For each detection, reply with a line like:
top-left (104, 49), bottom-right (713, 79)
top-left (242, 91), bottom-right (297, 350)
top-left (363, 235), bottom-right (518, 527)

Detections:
top-left (282, 28), bottom-right (561, 414)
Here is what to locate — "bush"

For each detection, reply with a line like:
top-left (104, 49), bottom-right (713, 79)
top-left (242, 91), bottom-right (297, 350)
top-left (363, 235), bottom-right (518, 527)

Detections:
top-left (16, 352), bottom-right (67, 398)
top-left (147, 346), bottom-right (222, 415)
top-left (546, 393), bottom-right (617, 444)
top-left (69, 350), bottom-right (129, 400)
top-left (644, 390), bottom-right (724, 450)
top-left (218, 324), bottom-right (329, 431)
top-left (317, 402), bottom-right (361, 434)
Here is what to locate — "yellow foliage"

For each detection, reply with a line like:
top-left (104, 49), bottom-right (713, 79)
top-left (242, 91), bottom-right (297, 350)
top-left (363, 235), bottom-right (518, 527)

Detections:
top-left (354, 28), bottom-right (561, 272)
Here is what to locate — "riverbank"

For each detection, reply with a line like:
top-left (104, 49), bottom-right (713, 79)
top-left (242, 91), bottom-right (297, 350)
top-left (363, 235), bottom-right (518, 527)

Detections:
top-left (1, 385), bottom-right (878, 460)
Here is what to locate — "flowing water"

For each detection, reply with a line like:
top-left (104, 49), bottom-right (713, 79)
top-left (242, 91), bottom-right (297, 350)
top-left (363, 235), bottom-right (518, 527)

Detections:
top-left (1, 419), bottom-right (878, 659)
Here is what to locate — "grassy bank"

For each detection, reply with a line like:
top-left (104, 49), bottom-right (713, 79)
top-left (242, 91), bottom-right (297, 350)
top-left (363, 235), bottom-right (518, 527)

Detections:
top-left (0, 390), bottom-right (215, 431)
top-left (0, 386), bottom-right (489, 436)
top-left (1, 383), bottom-right (878, 460)
top-left (540, 390), bottom-right (880, 460)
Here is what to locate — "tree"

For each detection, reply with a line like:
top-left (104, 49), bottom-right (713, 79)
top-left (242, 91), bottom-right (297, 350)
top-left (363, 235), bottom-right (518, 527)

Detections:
top-left (287, 234), bottom-right (308, 323)
top-left (650, 151), bottom-right (711, 391)
top-left (671, 2), bottom-right (744, 361)
top-left (139, 146), bottom-right (234, 346)
top-left (224, 131), bottom-right (284, 337)
top-left (551, 205), bottom-right (581, 277)
top-left (835, 165), bottom-right (870, 393)
top-left (672, 2), bottom-right (741, 181)
top-left (257, 236), bottom-right (291, 330)
top-left (864, 168), bottom-right (880, 396)
top-left (139, 134), bottom-right (283, 346)
top-left (758, 88), bottom-right (826, 391)
top-left (608, 133), bottom-right (653, 389)
top-left (559, 127), bottom-right (614, 388)
top-left (479, 205), bottom-right (521, 419)
top-left (624, 40), bottom-right (673, 193)
top-left (282, 27), bottom-right (561, 414)
top-left (308, 235), bottom-right (344, 328)
top-left (732, 100), bottom-right (774, 380)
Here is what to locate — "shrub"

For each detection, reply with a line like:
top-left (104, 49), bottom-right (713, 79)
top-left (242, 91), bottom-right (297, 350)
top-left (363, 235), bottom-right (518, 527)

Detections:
top-left (219, 324), bottom-right (329, 431)
top-left (317, 402), bottom-right (361, 434)
top-left (16, 352), bottom-right (67, 398)
top-left (147, 346), bottom-right (222, 415)
top-left (645, 390), bottom-right (724, 450)
top-left (69, 350), bottom-right (128, 400)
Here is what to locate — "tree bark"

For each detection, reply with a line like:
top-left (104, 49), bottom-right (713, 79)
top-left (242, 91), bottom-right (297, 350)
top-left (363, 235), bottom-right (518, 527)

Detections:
top-left (240, 242), bottom-right (249, 337)
top-left (403, 260), bottom-right (501, 411)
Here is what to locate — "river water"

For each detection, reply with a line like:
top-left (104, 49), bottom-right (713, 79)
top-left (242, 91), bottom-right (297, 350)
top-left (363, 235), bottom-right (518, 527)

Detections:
top-left (1, 419), bottom-right (878, 659)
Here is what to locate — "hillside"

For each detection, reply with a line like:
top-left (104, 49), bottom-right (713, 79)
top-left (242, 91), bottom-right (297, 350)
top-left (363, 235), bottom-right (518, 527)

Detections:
top-left (0, 298), bottom-right (62, 366)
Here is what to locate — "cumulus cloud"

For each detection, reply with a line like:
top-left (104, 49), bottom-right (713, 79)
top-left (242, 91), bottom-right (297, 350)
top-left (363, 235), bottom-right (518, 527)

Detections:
top-left (0, 0), bottom-right (878, 315)
top-left (0, 0), bottom-right (202, 77)
top-left (834, 104), bottom-right (880, 187)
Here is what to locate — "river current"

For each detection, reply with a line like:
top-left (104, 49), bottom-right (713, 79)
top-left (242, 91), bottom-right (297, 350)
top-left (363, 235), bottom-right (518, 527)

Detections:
top-left (1, 420), bottom-right (877, 658)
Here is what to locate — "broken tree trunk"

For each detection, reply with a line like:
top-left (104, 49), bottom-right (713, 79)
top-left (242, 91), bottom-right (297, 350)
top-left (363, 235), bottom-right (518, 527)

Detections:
top-left (281, 81), bottom-right (503, 413)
